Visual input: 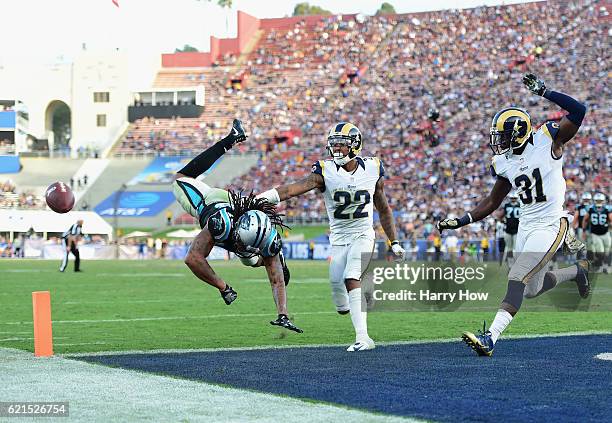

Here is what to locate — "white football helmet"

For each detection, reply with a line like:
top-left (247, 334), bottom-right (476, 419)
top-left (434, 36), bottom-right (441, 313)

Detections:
top-left (234, 210), bottom-right (281, 258)
top-left (593, 193), bottom-right (606, 207)
top-left (581, 192), bottom-right (592, 203)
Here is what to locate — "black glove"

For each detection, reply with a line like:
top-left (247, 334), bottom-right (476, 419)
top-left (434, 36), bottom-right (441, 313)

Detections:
top-left (522, 73), bottom-right (547, 96)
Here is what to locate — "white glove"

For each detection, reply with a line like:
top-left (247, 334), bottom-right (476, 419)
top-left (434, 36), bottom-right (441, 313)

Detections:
top-left (391, 241), bottom-right (405, 261)
top-left (256, 188), bottom-right (280, 205)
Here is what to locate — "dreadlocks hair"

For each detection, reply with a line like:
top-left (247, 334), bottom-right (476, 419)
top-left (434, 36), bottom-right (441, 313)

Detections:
top-left (228, 189), bottom-right (290, 230)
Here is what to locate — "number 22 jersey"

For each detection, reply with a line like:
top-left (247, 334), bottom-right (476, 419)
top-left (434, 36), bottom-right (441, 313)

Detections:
top-left (491, 122), bottom-right (567, 227)
top-left (312, 157), bottom-right (384, 245)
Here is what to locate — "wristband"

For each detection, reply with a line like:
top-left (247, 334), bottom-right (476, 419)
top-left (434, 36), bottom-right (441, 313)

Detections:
top-left (457, 213), bottom-right (473, 227)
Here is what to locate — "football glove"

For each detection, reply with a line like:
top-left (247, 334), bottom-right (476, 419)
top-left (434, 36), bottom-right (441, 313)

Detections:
top-left (522, 73), bottom-right (547, 96)
top-left (436, 218), bottom-right (460, 232)
top-left (391, 241), bottom-right (405, 261)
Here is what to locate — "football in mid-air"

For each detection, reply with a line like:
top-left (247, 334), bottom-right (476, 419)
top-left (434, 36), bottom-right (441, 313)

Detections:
top-left (45, 181), bottom-right (75, 214)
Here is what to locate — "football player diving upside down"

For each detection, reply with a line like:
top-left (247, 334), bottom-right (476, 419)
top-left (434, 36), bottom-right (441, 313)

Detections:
top-left (437, 73), bottom-right (589, 356)
top-left (172, 119), bottom-right (302, 333)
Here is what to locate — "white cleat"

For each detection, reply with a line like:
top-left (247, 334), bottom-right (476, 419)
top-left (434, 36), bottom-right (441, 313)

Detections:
top-left (346, 337), bottom-right (375, 352)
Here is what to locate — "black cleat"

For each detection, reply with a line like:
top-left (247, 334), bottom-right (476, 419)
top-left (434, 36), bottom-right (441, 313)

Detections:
top-left (220, 284), bottom-right (237, 305)
top-left (270, 314), bottom-right (303, 333)
top-left (575, 260), bottom-right (591, 299)
top-left (279, 251), bottom-right (290, 286)
top-left (226, 119), bottom-right (247, 147)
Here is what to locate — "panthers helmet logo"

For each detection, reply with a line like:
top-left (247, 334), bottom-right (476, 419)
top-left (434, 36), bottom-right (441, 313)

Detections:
top-left (326, 122), bottom-right (362, 166)
top-left (489, 107), bottom-right (532, 155)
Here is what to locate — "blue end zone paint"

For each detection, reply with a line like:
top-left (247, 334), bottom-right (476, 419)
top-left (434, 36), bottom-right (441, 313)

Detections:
top-left (77, 335), bottom-right (612, 422)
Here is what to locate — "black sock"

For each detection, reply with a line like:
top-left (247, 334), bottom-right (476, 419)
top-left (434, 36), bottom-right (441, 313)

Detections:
top-left (178, 135), bottom-right (234, 178)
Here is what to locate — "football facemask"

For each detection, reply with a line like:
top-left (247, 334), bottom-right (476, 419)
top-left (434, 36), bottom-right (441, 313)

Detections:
top-left (326, 122), bottom-right (362, 166)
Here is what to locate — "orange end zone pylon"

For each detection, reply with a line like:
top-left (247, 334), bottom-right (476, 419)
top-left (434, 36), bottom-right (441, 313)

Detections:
top-left (32, 291), bottom-right (53, 357)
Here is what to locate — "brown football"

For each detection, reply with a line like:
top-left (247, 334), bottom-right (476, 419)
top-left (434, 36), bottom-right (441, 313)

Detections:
top-left (45, 181), bottom-right (75, 214)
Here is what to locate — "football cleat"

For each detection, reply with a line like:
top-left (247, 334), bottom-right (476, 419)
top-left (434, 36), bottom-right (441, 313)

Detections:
top-left (220, 284), bottom-right (237, 305)
top-left (226, 119), bottom-right (247, 148)
top-left (462, 322), bottom-right (495, 357)
top-left (575, 260), bottom-right (591, 299)
top-left (346, 337), bottom-right (375, 352)
top-left (270, 314), bottom-right (303, 333)
top-left (279, 251), bottom-right (290, 286)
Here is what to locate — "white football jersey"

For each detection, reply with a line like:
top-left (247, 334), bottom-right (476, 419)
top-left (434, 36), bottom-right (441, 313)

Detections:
top-left (312, 156), bottom-right (384, 245)
top-left (491, 122), bottom-right (567, 227)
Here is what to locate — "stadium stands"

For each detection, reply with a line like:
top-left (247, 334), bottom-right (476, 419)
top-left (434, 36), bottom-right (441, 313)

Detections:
top-left (111, 0), bottom-right (609, 241)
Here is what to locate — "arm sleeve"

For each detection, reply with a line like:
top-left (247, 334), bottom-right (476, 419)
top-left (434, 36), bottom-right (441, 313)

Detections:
top-left (543, 90), bottom-right (586, 127)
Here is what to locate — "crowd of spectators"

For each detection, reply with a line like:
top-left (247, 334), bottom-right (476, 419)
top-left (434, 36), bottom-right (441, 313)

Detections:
top-left (0, 180), bottom-right (44, 209)
top-left (115, 0), bottom-right (610, 241)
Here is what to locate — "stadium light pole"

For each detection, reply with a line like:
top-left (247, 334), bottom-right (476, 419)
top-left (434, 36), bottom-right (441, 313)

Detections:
top-left (113, 183), bottom-right (127, 259)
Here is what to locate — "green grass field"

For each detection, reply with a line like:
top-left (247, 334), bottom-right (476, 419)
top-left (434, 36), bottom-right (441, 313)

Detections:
top-left (0, 259), bottom-right (609, 354)
top-left (120, 225), bottom-right (329, 240)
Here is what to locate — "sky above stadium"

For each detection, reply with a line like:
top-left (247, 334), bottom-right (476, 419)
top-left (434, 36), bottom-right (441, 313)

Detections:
top-left (2, 0), bottom-right (538, 63)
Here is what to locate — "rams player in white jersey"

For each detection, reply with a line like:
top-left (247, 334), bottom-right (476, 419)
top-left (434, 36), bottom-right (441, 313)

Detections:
top-left (258, 122), bottom-right (405, 351)
top-left (437, 73), bottom-right (588, 356)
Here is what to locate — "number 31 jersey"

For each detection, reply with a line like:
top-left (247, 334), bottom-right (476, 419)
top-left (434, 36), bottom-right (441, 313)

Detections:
top-left (491, 122), bottom-right (566, 227)
top-left (312, 157), bottom-right (384, 245)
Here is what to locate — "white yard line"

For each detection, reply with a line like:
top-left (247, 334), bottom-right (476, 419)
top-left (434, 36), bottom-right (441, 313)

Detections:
top-left (0, 347), bottom-right (418, 423)
top-left (1, 311), bottom-right (338, 325)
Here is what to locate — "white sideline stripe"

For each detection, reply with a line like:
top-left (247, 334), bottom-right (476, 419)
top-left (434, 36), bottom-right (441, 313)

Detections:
top-left (0, 337), bottom-right (67, 342)
top-left (61, 294), bottom-right (329, 305)
top-left (1, 311), bottom-right (337, 325)
top-left (62, 331), bottom-right (612, 357)
top-left (0, 347), bottom-right (418, 423)
top-left (595, 353), bottom-right (612, 361)
top-left (94, 272), bottom-right (186, 277)
top-left (55, 342), bottom-right (109, 346)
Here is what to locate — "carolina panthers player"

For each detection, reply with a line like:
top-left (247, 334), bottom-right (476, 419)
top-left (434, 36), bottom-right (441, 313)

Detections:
top-left (574, 192), bottom-right (592, 259)
top-left (501, 192), bottom-right (520, 265)
top-left (172, 119), bottom-right (302, 333)
top-left (437, 74), bottom-right (589, 356)
top-left (582, 193), bottom-right (610, 273)
top-left (258, 122), bottom-right (404, 351)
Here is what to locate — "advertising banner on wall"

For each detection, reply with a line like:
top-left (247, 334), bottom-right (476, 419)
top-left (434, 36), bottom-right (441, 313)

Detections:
top-left (94, 191), bottom-right (175, 217)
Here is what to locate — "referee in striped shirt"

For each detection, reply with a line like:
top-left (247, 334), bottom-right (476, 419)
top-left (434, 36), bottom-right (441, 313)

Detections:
top-left (60, 219), bottom-right (84, 272)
